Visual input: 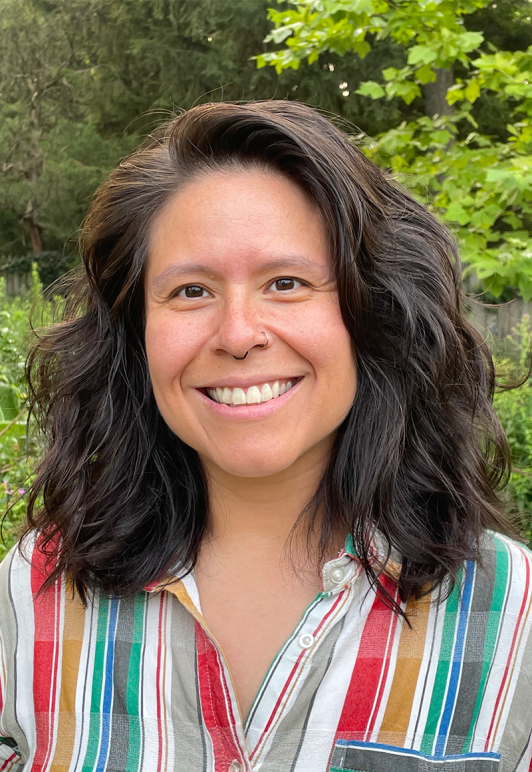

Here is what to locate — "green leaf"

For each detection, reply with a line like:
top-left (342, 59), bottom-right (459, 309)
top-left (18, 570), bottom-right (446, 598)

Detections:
top-left (445, 202), bottom-right (470, 225)
top-left (446, 84), bottom-right (464, 105)
top-left (356, 80), bottom-right (385, 99)
top-left (464, 77), bottom-right (480, 103)
top-left (457, 31), bottom-right (484, 53)
top-left (416, 64), bottom-right (436, 85)
top-left (382, 67), bottom-right (399, 81)
top-left (486, 169), bottom-right (513, 182)
top-left (407, 45), bottom-right (437, 66)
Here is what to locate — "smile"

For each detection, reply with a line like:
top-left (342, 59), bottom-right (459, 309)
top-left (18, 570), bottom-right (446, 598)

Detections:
top-left (205, 379), bottom-right (299, 407)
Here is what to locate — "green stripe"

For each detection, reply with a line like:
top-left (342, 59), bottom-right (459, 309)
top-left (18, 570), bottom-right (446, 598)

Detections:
top-left (420, 569), bottom-right (463, 755)
top-left (82, 595), bottom-right (111, 771)
top-left (125, 593), bottom-right (147, 771)
top-left (462, 534), bottom-right (509, 752)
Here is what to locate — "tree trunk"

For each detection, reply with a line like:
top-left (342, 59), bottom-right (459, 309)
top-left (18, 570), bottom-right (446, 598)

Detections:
top-left (424, 67), bottom-right (454, 118)
top-left (23, 199), bottom-right (43, 253)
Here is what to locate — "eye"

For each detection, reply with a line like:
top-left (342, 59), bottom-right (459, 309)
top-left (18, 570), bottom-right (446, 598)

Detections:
top-left (269, 277), bottom-right (304, 292)
top-left (174, 285), bottom-right (209, 299)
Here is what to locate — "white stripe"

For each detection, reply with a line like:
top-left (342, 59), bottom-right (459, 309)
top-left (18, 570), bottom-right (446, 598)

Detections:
top-left (9, 542), bottom-right (37, 764)
top-left (292, 576), bottom-right (377, 772)
top-left (42, 574), bottom-right (65, 772)
top-left (475, 539), bottom-right (532, 752)
top-left (251, 589), bottom-right (353, 768)
top-left (139, 592), bottom-right (164, 770)
top-left (70, 592), bottom-right (99, 772)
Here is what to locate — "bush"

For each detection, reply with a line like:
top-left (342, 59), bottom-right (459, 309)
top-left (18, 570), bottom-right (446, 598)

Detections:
top-left (0, 251), bottom-right (75, 291)
top-left (0, 267), bottom-right (56, 559)
top-left (493, 316), bottom-right (532, 544)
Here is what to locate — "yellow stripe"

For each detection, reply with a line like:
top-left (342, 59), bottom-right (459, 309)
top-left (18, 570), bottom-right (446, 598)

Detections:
top-left (377, 595), bottom-right (431, 744)
top-left (50, 589), bottom-right (87, 772)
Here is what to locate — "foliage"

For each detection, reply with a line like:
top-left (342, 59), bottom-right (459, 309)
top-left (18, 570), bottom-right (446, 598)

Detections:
top-left (2, 0), bottom-right (529, 270)
top-left (0, 251), bottom-right (76, 289)
top-left (0, 267), bottom-right (57, 559)
top-left (257, 0), bottom-right (532, 301)
top-left (493, 316), bottom-right (532, 543)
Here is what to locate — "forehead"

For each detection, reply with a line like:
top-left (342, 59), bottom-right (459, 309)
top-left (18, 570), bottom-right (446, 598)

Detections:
top-left (147, 169), bottom-right (331, 279)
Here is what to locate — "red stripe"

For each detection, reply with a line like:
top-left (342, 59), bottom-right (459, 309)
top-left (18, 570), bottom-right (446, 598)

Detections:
top-left (250, 592), bottom-right (347, 760)
top-left (155, 593), bottom-right (165, 771)
top-left (484, 546), bottom-right (531, 751)
top-left (195, 623), bottom-right (244, 768)
top-left (336, 575), bottom-right (399, 737)
top-left (364, 582), bottom-right (400, 739)
top-left (31, 535), bottom-right (62, 771)
top-left (0, 752), bottom-right (19, 771)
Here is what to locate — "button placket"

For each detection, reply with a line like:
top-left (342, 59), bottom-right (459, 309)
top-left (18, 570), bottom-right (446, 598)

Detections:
top-left (229, 762), bottom-right (244, 772)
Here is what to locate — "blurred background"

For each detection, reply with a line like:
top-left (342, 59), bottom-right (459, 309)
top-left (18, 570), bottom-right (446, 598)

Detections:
top-left (1, 0), bottom-right (532, 552)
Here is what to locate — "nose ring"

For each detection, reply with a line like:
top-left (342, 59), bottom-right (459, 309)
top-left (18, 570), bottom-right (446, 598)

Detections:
top-left (232, 331), bottom-right (269, 360)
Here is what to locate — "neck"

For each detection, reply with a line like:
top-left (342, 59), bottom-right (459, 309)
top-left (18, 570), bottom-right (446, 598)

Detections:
top-left (199, 439), bottom-right (339, 568)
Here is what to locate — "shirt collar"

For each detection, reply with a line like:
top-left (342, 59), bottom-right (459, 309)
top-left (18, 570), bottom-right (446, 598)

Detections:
top-left (143, 531), bottom-right (402, 596)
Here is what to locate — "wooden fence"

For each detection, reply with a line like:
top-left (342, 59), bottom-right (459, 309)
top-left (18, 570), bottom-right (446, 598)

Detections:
top-left (0, 269), bottom-right (33, 296)
top-left (467, 296), bottom-right (532, 340)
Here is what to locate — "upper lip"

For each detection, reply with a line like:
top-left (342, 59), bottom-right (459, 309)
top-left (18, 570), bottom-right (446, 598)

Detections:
top-left (197, 375), bottom-right (303, 390)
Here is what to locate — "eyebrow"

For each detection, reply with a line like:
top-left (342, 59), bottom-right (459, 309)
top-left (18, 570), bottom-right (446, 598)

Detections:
top-left (150, 255), bottom-right (329, 289)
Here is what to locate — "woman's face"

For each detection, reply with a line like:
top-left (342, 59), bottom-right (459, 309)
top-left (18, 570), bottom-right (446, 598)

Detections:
top-left (145, 169), bottom-right (357, 480)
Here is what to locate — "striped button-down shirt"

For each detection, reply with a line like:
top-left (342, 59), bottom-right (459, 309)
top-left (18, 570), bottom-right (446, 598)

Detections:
top-left (0, 530), bottom-right (531, 771)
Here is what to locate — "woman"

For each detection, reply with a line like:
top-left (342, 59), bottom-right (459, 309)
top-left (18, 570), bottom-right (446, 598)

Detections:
top-left (0, 100), bottom-right (530, 771)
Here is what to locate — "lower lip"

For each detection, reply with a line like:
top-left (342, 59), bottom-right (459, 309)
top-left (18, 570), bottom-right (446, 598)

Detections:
top-left (196, 379), bottom-right (303, 420)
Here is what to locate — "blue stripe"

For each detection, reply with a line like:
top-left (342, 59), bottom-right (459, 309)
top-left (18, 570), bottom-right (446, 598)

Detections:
top-left (335, 738), bottom-right (500, 760)
top-left (434, 561), bottom-right (475, 757)
top-left (95, 597), bottom-right (119, 772)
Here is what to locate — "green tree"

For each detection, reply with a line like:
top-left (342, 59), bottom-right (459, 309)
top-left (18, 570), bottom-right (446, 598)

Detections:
top-left (257, 0), bottom-right (532, 300)
top-left (0, 0), bottom-right (134, 256)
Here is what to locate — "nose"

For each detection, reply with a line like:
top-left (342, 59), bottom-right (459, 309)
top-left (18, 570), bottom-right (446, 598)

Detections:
top-left (212, 293), bottom-right (268, 360)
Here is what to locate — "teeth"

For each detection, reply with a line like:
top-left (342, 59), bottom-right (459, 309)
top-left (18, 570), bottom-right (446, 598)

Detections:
top-left (206, 379), bottom-right (296, 406)
top-left (261, 383), bottom-right (273, 401)
top-left (246, 386), bottom-right (261, 404)
top-left (233, 388), bottom-right (246, 405)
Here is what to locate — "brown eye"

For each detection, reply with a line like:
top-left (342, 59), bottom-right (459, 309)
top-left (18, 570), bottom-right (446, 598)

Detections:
top-left (179, 285), bottom-right (205, 298)
top-left (274, 278), bottom-right (300, 291)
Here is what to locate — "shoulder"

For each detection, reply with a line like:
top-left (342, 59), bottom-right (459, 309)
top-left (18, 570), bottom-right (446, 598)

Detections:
top-left (457, 530), bottom-right (532, 670)
top-left (0, 532), bottom-right (66, 635)
top-left (476, 529), bottom-right (532, 594)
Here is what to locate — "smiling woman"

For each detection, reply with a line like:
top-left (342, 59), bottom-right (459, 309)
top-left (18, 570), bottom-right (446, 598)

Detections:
top-left (0, 102), bottom-right (531, 771)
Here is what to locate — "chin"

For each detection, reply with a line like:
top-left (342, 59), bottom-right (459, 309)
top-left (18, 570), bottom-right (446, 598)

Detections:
top-left (209, 452), bottom-right (300, 479)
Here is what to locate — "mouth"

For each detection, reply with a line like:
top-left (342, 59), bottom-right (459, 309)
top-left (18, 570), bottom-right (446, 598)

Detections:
top-left (201, 377), bottom-right (302, 407)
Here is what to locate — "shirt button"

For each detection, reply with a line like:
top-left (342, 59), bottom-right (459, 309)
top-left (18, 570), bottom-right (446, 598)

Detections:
top-left (299, 633), bottom-right (315, 649)
top-left (229, 762), bottom-right (243, 772)
top-left (331, 567), bottom-right (346, 584)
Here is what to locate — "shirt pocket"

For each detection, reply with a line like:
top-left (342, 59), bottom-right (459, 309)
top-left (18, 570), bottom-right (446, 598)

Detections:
top-left (329, 740), bottom-right (501, 771)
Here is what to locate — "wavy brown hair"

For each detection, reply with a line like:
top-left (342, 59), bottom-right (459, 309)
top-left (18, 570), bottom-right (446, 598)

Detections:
top-left (23, 100), bottom-right (515, 606)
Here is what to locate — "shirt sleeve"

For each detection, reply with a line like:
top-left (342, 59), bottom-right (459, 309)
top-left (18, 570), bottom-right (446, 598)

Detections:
top-left (0, 544), bottom-right (31, 768)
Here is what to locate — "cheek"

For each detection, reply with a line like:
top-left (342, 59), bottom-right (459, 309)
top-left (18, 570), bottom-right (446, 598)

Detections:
top-left (144, 314), bottom-right (203, 392)
top-left (283, 300), bottom-right (356, 392)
